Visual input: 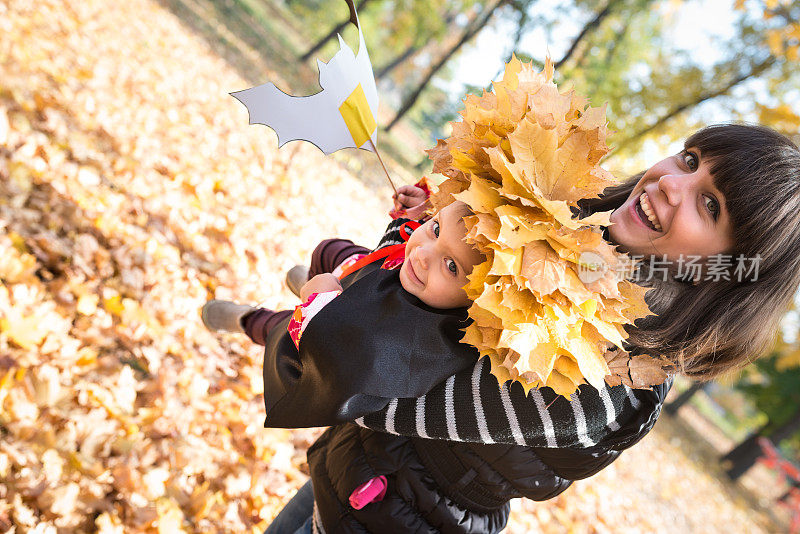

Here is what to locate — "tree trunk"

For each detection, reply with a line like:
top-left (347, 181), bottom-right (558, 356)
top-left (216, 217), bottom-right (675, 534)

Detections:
top-left (722, 407), bottom-right (800, 481)
top-left (300, 0), bottom-right (372, 62)
top-left (387, 0), bottom-right (507, 131)
top-left (376, 43), bottom-right (422, 80)
top-left (377, 10), bottom-right (459, 80)
top-left (721, 426), bottom-right (768, 481)
top-left (664, 381), bottom-right (707, 416)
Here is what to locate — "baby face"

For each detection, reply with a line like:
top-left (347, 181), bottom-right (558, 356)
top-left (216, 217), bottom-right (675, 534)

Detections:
top-left (399, 201), bottom-right (485, 309)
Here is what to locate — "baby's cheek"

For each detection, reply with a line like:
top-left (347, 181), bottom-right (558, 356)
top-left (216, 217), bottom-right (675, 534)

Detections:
top-left (398, 263), bottom-right (414, 294)
top-left (448, 281), bottom-right (471, 307)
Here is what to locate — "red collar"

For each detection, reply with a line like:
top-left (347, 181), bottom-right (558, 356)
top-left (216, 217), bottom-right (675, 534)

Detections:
top-left (337, 221), bottom-right (420, 280)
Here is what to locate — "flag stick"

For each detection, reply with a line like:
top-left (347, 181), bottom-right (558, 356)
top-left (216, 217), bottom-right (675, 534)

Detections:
top-left (368, 138), bottom-right (397, 195)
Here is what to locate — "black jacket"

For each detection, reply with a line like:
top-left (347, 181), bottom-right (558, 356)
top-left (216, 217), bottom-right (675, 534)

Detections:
top-left (305, 396), bottom-right (667, 533)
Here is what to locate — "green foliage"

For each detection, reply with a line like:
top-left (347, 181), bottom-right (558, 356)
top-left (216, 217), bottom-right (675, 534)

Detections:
top-left (285, 0), bottom-right (347, 36)
top-left (284, 0), bottom-right (799, 165)
top-left (284, 0), bottom-right (486, 71)
top-left (379, 0), bottom-right (481, 49)
top-left (735, 353), bottom-right (800, 431)
top-left (554, 1), bottom-right (665, 156)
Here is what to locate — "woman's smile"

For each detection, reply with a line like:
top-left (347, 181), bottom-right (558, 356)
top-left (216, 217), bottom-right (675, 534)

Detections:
top-left (622, 188), bottom-right (665, 236)
top-left (636, 192), bottom-right (663, 232)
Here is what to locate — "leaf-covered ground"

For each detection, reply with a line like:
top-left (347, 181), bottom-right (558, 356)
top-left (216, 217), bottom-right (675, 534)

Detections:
top-left (0, 0), bottom-right (782, 531)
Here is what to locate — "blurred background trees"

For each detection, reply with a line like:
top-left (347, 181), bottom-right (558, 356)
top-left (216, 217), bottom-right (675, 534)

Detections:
top-left (228, 0), bottom-right (800, 480)
top-left (277, 0), bottom-right (798, 171)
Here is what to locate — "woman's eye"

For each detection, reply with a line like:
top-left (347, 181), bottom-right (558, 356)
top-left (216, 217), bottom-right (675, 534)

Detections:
top-left (445, 258), bottom-right (458, 275)
top-left (432, 220), bottom-right (440, 238)
top-left (683, 150), bottom-right (699, 171)
top-left (704, 196), bottom-right (720, 220)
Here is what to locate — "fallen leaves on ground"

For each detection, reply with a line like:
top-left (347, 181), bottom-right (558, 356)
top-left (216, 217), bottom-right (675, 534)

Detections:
top-left (0, 0), bottom-right (777, 531)
top-left (0, 0), bottom-right (384, 530)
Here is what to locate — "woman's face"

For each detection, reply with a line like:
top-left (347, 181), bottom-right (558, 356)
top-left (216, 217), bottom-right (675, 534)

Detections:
top-left (608, 148), bottom-right (734, 265)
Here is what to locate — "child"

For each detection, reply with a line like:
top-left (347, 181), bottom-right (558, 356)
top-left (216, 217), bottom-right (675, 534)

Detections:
top-left (202, 191), bottom-right (488, 427)
top-left (203, 180), bottom-right (670, 533)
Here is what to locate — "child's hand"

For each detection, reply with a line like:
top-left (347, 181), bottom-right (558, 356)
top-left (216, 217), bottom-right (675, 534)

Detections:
top-left (300, 273), bottom-right (343, 302)
top-left (391, 185), bottom-right (431, 220)
top-left (393, 184), bottom-right (428, 209)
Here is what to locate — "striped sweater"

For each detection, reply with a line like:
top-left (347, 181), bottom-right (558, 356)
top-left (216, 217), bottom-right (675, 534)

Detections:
top-left (352, 218), bottom-right (671, 450)
top-left (355, 354), bottom-right (668, 449)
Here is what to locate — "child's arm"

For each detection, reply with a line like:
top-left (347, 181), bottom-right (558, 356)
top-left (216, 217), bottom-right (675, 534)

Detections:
top-left (300, 273), bottom-right (342, 302)
top-left (287, 275), bottom-right (343, 349)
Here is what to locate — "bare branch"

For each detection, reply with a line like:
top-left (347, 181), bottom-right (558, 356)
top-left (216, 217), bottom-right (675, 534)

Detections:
top-left (554, 0), bottom-right (622, 70)
top-left (615, 56), bottom-right (777, 152)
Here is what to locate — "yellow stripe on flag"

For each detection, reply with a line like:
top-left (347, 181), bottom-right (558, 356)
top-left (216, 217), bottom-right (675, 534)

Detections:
top-left (339, 83), bottom-right (376, 147)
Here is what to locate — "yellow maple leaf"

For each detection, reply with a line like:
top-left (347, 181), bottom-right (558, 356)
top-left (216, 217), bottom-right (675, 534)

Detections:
top-left (465, 213), bottom-right (501, 247)
top-left (0, 310), bottom-right (48, 349)
top-left (519, 241), bottom-right (569, 296)
top-left (103, 293), bottom-right (125, 316)
top-left (76, 293), bottom-right (99, 315)
top-left (156, 498), bottom-right (186, 533)
top-left (0, 239), bottom-right (37, 284)
top-left (494, 205), bottom-right (550, 249)
top-left (453, 175), bottom-right (504, 213)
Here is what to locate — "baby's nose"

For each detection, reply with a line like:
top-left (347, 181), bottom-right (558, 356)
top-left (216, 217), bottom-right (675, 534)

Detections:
top-left (417, 247), bottom-right (431, 268)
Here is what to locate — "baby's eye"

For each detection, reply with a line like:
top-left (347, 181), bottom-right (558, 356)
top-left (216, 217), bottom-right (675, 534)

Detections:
top-left (445, 258), bottom-right (458, 275)
top-left (432, 220), bottom-right (440, 238)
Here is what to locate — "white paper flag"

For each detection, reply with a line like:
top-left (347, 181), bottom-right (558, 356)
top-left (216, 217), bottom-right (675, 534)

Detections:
top-left (231, 9), bottom-right (379, 154)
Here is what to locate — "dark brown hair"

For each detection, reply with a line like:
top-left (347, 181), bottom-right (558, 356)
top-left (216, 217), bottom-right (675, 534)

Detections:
top-left (579, 124), bottom-right (800, 380)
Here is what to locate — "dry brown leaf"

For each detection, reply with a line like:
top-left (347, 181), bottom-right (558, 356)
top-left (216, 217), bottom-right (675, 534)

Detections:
top-left (604, 350), bottom-right (671, 389)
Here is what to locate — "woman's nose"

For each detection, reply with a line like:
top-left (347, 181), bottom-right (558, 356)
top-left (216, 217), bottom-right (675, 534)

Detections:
top-left (657, 173), bottom-right (684, 207)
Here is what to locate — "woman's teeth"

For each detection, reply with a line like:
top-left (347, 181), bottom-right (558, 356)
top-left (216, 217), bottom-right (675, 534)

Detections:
top-left (638, 193), bottom-right (663, 232)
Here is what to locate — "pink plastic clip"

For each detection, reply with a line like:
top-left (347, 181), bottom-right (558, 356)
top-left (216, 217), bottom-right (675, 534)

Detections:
top-left (348, 476), bottom-right (387, 510)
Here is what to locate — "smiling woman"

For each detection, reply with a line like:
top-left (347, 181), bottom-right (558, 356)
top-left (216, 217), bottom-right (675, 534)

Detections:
top-left (580, 123), bottom-right (800, 379)
top-left (608, 148), bottom-right (734, 262)
top-left (201, 121), bottom-right (800, 534)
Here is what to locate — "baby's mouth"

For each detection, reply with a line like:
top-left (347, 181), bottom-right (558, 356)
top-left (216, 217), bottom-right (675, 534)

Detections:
top-left (406, 258), bottom-right (423, 286)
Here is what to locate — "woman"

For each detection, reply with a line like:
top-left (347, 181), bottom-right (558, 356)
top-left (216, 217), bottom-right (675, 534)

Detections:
top-left (598, 124), bottom-right (800, 380)
top-left (207, 124), bottom-right (800, 533)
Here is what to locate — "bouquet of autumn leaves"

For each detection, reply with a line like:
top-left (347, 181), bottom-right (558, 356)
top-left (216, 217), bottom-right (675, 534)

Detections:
top-left (428, 57), bottom-right (670, 397)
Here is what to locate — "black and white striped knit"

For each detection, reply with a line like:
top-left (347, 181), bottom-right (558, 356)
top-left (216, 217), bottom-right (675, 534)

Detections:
top-left (354, 355), bottom-right (669, 449)
top-left (360, 218), bottom-right (671, 450)
top-left (374, 217), bottom-right (409, 248)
